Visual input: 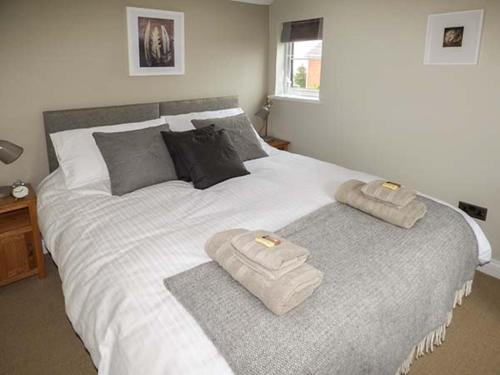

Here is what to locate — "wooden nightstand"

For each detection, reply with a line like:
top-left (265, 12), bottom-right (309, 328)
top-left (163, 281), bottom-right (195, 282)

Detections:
top-left (0, 185), bottom-right (45, 286)
top-left (264, 137), bottom-right (290, 151)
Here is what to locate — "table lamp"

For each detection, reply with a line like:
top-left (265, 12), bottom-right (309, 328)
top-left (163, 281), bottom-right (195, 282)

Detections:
top-left (0, 140), bottom-right (24, 198)
top-left (255, 101), bottom-right (272, 141)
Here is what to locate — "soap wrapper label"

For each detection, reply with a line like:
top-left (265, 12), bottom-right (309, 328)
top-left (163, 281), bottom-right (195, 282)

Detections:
top-left (255, 235), bottom-right (281, 248)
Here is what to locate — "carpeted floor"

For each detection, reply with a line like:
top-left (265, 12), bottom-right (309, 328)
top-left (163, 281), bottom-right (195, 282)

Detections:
top-left (1, 255), bottom-right (499, 375)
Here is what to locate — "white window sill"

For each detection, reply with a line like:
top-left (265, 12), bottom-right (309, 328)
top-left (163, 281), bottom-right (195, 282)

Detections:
top-left (270, 95), bottom-right (321, 104)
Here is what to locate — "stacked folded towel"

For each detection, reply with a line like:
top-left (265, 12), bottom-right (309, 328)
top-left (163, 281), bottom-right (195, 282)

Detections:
top-left (335, 179), bottom-right (427, 229)
top-left (206, 229), bottom-right (323, 316)
top-left (361, 180), bottom-right (417, 207)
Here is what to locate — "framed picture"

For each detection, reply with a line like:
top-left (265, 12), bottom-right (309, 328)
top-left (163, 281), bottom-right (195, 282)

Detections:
top-left (424, 9), bottom-right (484, 65)
top-left (127, 7), bottom-right (185, 76)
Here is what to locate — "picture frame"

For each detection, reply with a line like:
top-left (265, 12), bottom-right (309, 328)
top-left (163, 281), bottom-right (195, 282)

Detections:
top-left (127, 7), bottom-right (185, 76)
top-left (424, 9), bottom-right (484, 65)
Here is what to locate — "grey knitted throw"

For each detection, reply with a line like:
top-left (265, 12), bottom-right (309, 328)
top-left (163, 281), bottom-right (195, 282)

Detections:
top-left (164, 199), bottom-right (478, 375)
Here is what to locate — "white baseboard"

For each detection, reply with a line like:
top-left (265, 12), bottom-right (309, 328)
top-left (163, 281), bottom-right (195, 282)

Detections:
top-left (477, 258), bottom-right (500, 279)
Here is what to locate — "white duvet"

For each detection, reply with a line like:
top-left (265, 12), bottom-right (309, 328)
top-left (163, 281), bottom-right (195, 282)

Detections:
top-left (37, 150), bottom-right (491, 375)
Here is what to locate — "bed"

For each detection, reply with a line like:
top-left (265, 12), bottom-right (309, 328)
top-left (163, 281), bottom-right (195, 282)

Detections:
top-left (39, 96), bottom-right (491, 375)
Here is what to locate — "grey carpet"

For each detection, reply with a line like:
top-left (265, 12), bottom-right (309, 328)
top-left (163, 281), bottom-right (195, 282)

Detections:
top-left (0, 255), bottom-right (499, 375)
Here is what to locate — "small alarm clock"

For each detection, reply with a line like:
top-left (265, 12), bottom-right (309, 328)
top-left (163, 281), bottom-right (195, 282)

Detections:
top-left (11, 181), bottom-right (29, 199)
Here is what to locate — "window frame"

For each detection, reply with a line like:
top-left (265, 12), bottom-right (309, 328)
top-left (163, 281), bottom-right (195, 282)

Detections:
top-left (282, 40), bottom-right (322, 100)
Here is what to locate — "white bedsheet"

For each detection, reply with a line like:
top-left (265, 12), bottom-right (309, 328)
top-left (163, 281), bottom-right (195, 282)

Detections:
top-left (37, 150), bottom-right (491, 375)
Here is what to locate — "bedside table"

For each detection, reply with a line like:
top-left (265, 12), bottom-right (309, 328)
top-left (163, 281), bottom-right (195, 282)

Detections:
top-left (264, 137), bottom-right (290, 151)
top-left (0, 185), bottom-right (45, 286)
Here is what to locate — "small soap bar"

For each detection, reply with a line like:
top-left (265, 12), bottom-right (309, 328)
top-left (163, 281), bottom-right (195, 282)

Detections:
top-left (255, 235), bottom-right (281, 248)
top-left (382, 181), bottom-right (401, 190)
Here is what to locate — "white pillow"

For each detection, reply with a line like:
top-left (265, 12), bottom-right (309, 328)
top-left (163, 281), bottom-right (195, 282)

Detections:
top-left (161, 107), bottom-right (243, 132)
top-left (50, 118), bottom-right (165, 189)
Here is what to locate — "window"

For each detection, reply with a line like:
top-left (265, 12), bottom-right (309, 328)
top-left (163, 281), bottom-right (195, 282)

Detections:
top-left (279, 18), bottom-right (323, 101)
top-left (285, 40), bottom-right (323, 99)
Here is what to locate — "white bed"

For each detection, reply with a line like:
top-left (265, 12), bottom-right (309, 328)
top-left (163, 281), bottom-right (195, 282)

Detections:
top-left (38, 146), bottom-right (491, 375)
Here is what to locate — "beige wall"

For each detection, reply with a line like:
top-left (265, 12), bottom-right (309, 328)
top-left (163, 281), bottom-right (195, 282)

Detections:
top-left (0, 0), bottom-right (268, 185)
top-left (269, 0), bottom-right (500, 259)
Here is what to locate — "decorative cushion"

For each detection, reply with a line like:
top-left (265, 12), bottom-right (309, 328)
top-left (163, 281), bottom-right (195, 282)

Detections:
top-left (50, 118), bottom-right (165, 189)
top-left (161, 125), bottom-right (249, 189)
top-left (191, 114), bottom-right (268, 161)
top-left (162, 108), bottom-right (244, 132)
top-left (93, 124), bottom-right (177, 196)
top-left (160, 127), bottom-right (214, 182)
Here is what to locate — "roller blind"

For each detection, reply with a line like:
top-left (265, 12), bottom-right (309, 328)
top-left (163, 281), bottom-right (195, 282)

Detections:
top-left (281, 18), bottom-right (323, 43)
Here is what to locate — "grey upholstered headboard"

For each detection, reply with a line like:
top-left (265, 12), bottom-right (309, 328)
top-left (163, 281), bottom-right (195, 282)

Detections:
top-left (43, 96), bottom-right (239, 172)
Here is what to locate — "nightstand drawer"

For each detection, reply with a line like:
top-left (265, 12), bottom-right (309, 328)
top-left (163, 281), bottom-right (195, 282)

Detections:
top-left (0, 234), bottom-right (31, 281)
top-left (0, 183), bottom-right (45, 286)
top-left (264, 137), bottom-right (290, 151)
top-left (0, 207), bottom-right (32, 237)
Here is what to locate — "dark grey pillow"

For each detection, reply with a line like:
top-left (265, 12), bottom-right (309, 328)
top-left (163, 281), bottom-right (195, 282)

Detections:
top-left (161, 126), bottom-right (249, 190)
top-left (191, 114), bottom-right (268, 161)
top-left (93, 124), bottom-right (177, 196)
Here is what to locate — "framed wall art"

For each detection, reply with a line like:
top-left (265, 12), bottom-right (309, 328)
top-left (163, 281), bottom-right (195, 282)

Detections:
top-left (424, 9), bottom-right (484, 65)
top-left (127, 7), bottom-right (185, 75)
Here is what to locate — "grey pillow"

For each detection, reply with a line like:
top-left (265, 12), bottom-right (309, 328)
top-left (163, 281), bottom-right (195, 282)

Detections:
top-left (93, 124), bottom-right (177, 196)
top-left (191, 114), bottom-right (268, 161)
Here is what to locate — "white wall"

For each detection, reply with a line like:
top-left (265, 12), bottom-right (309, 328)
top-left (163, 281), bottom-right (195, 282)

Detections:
top-left (269, 0), bottom-right (500, 260)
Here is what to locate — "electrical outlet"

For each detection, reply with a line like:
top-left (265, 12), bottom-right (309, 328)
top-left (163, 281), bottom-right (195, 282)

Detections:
top-left (458, 201), bottom-right (488, 221)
